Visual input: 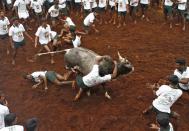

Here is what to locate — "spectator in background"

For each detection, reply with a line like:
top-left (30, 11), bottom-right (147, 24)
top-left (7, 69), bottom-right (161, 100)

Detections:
top-left (0, 113), bottom-right (24, 131)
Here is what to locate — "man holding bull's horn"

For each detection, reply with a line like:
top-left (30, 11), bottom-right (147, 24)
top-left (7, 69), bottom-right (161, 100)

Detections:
top-left (73, 55), bottom-right (118, 101)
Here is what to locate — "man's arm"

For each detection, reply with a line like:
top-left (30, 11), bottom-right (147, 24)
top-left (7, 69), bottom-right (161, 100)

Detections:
top-left (35, 36), bottom-right (38, 48)
top-left (24, 32), bottom-right (34, 42)
top-left (40, 75), bottom-right (48, 90)
top-left (32, 80), bottom-right (43, 89)
top-left (179, 78), bottom-right (189, 84)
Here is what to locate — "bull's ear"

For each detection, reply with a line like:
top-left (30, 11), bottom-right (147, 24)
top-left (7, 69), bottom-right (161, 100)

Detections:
top-left (118, 51), bottom-right (124, 62)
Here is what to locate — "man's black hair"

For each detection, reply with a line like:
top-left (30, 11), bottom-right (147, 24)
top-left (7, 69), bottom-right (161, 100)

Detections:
top-left (4, 113), bottom-right (16, 126)
top-left (168, 75), bottom-right (179, 85)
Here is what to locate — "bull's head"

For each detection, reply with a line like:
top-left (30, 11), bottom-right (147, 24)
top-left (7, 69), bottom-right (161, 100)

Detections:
top-left (117, 52), bottom-right (134, 76)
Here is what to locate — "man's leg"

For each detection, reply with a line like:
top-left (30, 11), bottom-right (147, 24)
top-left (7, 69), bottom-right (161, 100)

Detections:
top-left (143, 105), bottom-right (153, 114)
top-left (44, 45), bottom-right (54, 64)
top-left (12, 48), bottom-right (18, 65)
top-left (74, 88), bottom-right (83, 101)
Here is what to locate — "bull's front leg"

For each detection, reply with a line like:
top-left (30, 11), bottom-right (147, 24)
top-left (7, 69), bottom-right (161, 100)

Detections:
top-left (101, 84), bottom-right (111, 100)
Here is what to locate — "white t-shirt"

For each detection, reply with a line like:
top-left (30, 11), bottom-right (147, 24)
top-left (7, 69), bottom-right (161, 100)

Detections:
top-left (91, 0), bottom-right (97, 8)
top-left (117, 0), bottom-right (128, 12)
top-left (84, 12), bottom-right (95, 26)
top-left (98, 0), bottom-right (107, 8)
top-left (35, 24), bottom-right (51, 45)
top-left (13, 0), bottom-right (29, 19)
top-left (83, 0), bottom-right (91, 10)
top-left (130, 0), bottom-right (138, 6)
top-left (0, 17), bottom-right (10, 35)
top-left (0, 105), bottom-right (9, 129)
top-left (9, 24), bottom-right (25, 42)
top-left (30, 0), bottom-right (43, 13)
top-left (72, 35), bottom-right (81, 47)
top-left (178, 0), bottom-right (187, 10)
top-left (152, 85), bottom-right (182, 113)
top-left (65, 17), bottom-right (75, 26)
top-left (75, 0), bottom-right (81, 3)
top-left (6, 0), bottom-right (12, 4)
top-left (140, 0), bottom-right (149, 4)
top-left (83, 65), bottom-right (112, 87)
top-left (50, 31), bottom-right (57, 40)
top-left (0, 125), bottom-right (24, 131)
top-left (174, 67), bottom-right (189, 90)
top-left (164, 0), bottom-right (173, 6)
top-left (59, 0), bottom-right (66, 8)
top-left (109, 0), bottom-right (116, 7)
top-left (31, 71), bottom-right (47, 83)
top-left (48, 5), bottom-right (60, 17)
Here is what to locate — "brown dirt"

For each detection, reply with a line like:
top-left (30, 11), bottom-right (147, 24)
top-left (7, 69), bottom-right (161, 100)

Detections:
top-left (1, 7), bottom-right (189, 131)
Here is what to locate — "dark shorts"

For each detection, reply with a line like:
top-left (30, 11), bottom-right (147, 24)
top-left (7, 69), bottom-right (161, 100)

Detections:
top-left (152, 106), bottom-right (173, 117)
top-left (76, 75), bottom-right (88, 89)
top-left (140, 4), bottom-right (148, 10)
top-left (0, 34), bottom-right (8, 40)
top-left (164, 5), bottom-right (172, 15)
top-left (14, 40), bottom-right (25, 49)
top-left (178, 9), bottom-right (186, 17)
top-left (98, 7), bottom-right (106, 13)
top-left (84, 9), bottom-right (91, 17)
top-left (60, 7), bottom-right (68, 16)
top-left (75, 2), bottom-right (82, 8)
top-left (51, 16), bottom-right (59, 21)
top-left (83, 24), bottom-right (90, 31)
top-left (130, 6), bottom-right (138, 14)
top-left (69, 25), bottom-right (76, 32)
top-left (109, 6), bottom-right (115, 12)
top-left (45, 71), bottom-right (56, 82)
top-left (118, 11), bottom-right (127, 16)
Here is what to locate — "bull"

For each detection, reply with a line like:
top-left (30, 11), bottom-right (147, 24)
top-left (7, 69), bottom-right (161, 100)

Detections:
top-left (64, 47), bottom-right (134, 100)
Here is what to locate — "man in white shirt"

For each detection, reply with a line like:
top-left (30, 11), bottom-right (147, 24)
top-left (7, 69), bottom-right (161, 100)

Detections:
top-left (98, 0), bottom-right (108, 24)
top-left (143, 75), bottom-right (182, 128)
top-left (30, 0), bottom-right (44, 26)
top-left (116, 0), bottom-right (129, 28)
top-left (174, 58), bottom-right (189, 91)
top-left (176, 0), bottom-right (187, 31)
top-left (74, 55), bottom-right (118, 101)
top-left (0, 113), bottom-right (24, 131)
top-left (25, 70), bottom-right (75, 90)
top-left (9, 17), bottom-right (34, 65)
top-left (35, 18), bottom-right (55, 64)
top-left (129, 0), bottom-right (139, 24)
top-left (163, 0), bottom-right (173, 28)
top-left (13, 0), bottom-right (31, 30)
top-left (59, 0), bottom-right (68, 16)
top-left (0, 11), bottom-right (10, 55)
top-left (108, 0), bottom-right (116, 24)
top-left (140, 0), bottom-right (150, 21)
top-left (82, 0), bottom-right (92, 17)
top-left (46, 2), bottom-right (60, 27)
top-left (83, 11), bottom-right (99, 34)
top-left (0, 103), bottom-right (9, 129)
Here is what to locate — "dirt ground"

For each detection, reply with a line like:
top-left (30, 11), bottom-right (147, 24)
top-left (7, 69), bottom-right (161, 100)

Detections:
top-left (1, 6), bottom-right (189, 131)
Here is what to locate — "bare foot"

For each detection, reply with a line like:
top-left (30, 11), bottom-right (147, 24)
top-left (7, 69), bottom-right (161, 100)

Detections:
top-left (11, 60), bottom-right (15, 65)
top-left (117, 24), bottom-right (121, 28)
top-left (51, 59), bottom-right (55, 64)
top-left (6, 50), bottom-right (9, 55)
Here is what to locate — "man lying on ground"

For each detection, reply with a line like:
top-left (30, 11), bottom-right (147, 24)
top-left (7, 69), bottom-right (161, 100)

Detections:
top-left (24, 71), bottom-right (75, 90)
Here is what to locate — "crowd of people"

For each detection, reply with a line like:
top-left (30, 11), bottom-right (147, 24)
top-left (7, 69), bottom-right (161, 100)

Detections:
top-left (0, 0), bottom-right (189, 130)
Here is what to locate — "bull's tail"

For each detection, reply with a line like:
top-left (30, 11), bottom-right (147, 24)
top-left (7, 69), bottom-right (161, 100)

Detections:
top-left (36, 49), bottom-right (70, 56)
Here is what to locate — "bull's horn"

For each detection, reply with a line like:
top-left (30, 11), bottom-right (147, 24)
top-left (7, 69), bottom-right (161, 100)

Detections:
top-left (118, 51), bottom-right (124, 61)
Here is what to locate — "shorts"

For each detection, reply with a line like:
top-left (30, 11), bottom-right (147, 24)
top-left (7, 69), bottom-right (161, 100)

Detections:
top-left (84, 9), bottom-right (91, 16)
top-left (130, 6), bottom-right (138, 14)
top-left (140, 4), bottom-right (148, 10)
top-left (51, 16), bottom-right (59, 21)
top-left (178, 9), bottom-right (186, 17)
top-left (69, 25), bottom-right (76, 32)
top-left (164, 5), bottom-right (172, 15)
top-left (92, 7), bottom-right (97, 12)
top-left (118, 11), bottom-right (127, 16)
top-left (152, 106), bottom-right (173, 117)
top-left (83, 24), bottom-right (90, 31)
top-left (98, 7), bottom-right (106, 13)
top-left (75, 2), bottom-right (82, 8)
top-left (109, 6), bottom-right (115, 12)
top-left (45, 71), bottom-right (56, 82)
top-left (76, 75), bottom-right (88, 89)
top-left (0, 34), bottom-right (8, 40)
top-left (60, 7), bottom-right (68, 16)
top-left (14, 40), bottom-right (25, 49)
